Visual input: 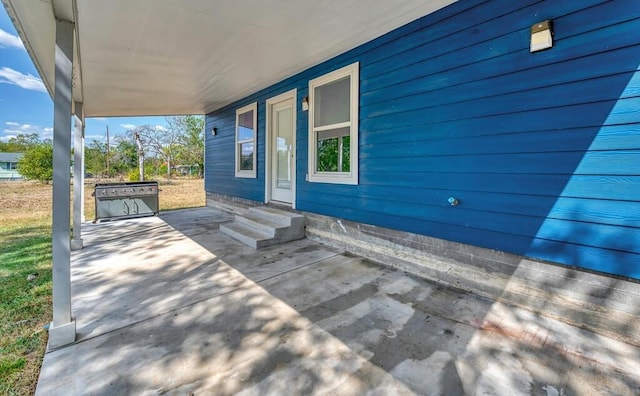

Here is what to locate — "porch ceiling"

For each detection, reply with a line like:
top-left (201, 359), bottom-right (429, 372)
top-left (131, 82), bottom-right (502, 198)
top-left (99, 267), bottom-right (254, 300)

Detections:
top-left (3, 0), bottom-right (457, 117)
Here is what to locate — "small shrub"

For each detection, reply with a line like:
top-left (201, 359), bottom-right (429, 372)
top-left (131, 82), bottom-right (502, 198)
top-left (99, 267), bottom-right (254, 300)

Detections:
top-left (128, 169), bottom-right (140, 181)
top-left (17, 144), bottom-right (53, 183)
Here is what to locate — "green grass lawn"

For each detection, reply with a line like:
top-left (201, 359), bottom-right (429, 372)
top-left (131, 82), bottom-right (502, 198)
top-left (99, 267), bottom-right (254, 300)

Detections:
top-left (0, 222), bottom-right (52, 395)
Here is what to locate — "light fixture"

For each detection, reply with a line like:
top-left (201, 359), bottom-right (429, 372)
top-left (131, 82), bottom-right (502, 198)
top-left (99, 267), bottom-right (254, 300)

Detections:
top-left (211, 127), bottom-right (217, 136)
top-left (301, 97), bottom-right (309, 112)
top-left (530, 20), bottom-right (553, 52)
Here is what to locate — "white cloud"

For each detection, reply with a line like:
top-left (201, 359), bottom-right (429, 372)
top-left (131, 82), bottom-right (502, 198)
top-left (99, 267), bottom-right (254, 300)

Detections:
top-left (85, 134), bottom-right (105, 142)
top-left (0, 134), bottom-right (17, 142)
top-left (92, 117), bottom-right (107, 122)
top-left (154, 125), bottom-right (167, 132)
top-left (41, 128), bottom-right (53, 140)
top-left (2, 122), bottom-right (52, 139)
top-left (0, 29), bottom-right (25, 49)
top-left (120, 123), bottom-right (137, 130)
top-left (0, 67), bottom-right (46, 93)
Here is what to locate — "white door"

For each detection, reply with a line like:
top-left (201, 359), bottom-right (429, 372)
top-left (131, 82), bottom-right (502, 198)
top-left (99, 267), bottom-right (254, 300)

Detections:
top-left (269, 97), bottom-right (295, 204)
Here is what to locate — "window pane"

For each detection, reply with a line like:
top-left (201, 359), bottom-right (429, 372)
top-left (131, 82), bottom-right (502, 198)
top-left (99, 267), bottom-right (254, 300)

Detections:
top-left (276, 137), bottom-right (291, 189)
top-left (276, 107), bottom-right (293, 189)
top-left (316, 127), bottom-right (350, 172)
top-left (342, 135), bottom-right (350, 172)
top-left (239, 142), bottom-right (254, 170)
top-left (238, 110), bottom-right (254, 141)
top-left (238, 125), bottom-right (253, 141)
top-left (314, 76), bottom-right (350, 127)
top-left (317, 127), bottom-right (349, 140)
top-left (238, 110), bottom-right (254, 129)
top-left (316, 137), bottom-right (339, 172)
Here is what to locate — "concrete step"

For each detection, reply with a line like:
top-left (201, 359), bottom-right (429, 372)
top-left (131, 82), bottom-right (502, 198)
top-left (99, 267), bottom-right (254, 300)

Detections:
top-left (248, 206), bottom-right (305, 228)
top-left (219, 222), bottom-right (273, 249)
top-left (235, 213), bottom-right (283, 237)
top-left (220, 206), bottom-right (305, 249)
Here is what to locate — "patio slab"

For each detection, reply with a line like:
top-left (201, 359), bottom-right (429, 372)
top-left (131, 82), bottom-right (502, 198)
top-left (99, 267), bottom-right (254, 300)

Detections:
top-left (36, 207), bottom-right (640, 395)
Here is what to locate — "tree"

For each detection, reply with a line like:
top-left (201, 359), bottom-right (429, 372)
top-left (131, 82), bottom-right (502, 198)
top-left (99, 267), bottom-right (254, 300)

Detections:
top-left (85, 140), bottom-right (107, 176)
top-left (136, 119), bottom-right (181, 179)
top-left (17, 142), bottom-right (53, 182)
top-left (111, 136), bottom-right (138, 175)
top-left (84, 134), bottom-right (140, 178)
top-left (0, 133), bottom-right (41, 152)
top-left (176, 115), bottom-right (204, 176)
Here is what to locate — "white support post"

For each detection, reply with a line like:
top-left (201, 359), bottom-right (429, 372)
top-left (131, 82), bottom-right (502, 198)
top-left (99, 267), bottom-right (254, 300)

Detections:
top-left (71, 102), bottom-right (84, 251)
top-left (80, 121), bottom-right (85, 222)
top-left (48, 18), bottom-right (76, 350)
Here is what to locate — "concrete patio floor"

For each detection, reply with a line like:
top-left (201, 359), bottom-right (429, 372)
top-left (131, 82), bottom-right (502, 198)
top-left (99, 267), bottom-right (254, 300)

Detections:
top-left (36, 207), bottom-right (640, 395)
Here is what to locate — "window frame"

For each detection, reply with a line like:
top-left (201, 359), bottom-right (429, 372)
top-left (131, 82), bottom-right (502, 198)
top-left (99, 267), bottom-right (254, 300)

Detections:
top-left (308, 62), bottom-right (359, 185)
top-left (235, 102), bottom-right (258, 178)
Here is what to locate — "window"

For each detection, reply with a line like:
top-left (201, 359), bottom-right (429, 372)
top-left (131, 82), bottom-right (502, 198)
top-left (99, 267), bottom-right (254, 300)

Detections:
top-left (308, 62), bottom-right (359, 184)
top-left (235, 102), bottom-right (257, 178)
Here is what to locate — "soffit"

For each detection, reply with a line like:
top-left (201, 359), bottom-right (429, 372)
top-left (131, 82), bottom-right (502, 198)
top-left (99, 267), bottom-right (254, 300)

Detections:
top-left (5, 0), bottom-right (458, 116)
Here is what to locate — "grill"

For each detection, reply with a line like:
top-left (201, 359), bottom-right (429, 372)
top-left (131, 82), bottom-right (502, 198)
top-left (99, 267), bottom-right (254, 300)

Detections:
top-left (93, 181), bottom-right (159, 222)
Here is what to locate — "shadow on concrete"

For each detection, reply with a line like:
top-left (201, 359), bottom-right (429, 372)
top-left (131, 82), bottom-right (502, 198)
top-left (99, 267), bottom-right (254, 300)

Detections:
top-left (35, 208), bottom-right (640, 395)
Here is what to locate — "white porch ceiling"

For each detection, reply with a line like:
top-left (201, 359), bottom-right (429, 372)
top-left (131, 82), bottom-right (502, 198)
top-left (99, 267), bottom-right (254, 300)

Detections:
top-left (4, 0), bottom-right (457, 117)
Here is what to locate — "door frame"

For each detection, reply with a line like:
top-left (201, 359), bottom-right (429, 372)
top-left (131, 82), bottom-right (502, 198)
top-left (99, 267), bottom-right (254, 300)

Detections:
top-left (265, 88), bottom-right (297, 208)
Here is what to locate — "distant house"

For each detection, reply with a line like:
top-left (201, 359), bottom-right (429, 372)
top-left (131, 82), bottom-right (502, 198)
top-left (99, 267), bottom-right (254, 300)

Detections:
top-left (173, 165), bottom-right (201, 177)
top-left (0, 152), bottom-right (23, 180)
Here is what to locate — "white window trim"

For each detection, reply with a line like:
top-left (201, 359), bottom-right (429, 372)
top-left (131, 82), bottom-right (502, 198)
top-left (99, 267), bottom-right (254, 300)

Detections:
top-left (235, 102), bottom-right (258, 178)
top-left (308, 62), bottom-right (359, 185)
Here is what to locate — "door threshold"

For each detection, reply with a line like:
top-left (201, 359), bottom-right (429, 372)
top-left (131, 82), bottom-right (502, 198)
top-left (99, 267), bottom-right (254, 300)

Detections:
top-left (268, 200), bottom-right (292, 209)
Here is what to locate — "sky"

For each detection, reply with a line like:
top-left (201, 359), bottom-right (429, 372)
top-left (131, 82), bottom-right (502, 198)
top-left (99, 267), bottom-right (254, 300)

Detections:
top-left (0, 6), bottom-right (169, 145)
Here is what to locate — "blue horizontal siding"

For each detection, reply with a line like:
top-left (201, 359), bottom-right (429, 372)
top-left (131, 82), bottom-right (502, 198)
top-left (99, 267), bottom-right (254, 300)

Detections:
top-left (357, 173), bottom-right (640, 202)
top-left (359, 151), bottom-right (640, 175)
top-left (362, 124), bottom-right (640, 153)
top-left (362, 71), bottom-right (640, 121)
top-left (206, 0), bottom-right (640, 279)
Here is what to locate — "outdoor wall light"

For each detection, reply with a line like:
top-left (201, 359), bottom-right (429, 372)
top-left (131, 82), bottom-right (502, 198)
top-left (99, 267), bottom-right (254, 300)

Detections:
top-left (211, 127), bottom-right (217, 136)
top-left (530, 20), bottom-right (553, 52)
top-left (301, 97), bottom-right (309, 112)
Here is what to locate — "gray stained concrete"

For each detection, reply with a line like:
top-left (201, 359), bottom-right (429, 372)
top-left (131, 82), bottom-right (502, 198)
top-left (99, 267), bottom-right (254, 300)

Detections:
top-left (36, 207), bottom-right (640, 395)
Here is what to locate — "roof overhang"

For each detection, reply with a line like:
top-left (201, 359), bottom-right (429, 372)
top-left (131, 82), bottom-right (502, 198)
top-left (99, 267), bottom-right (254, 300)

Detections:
top-left (3, 0), bottom-right (457, 117)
